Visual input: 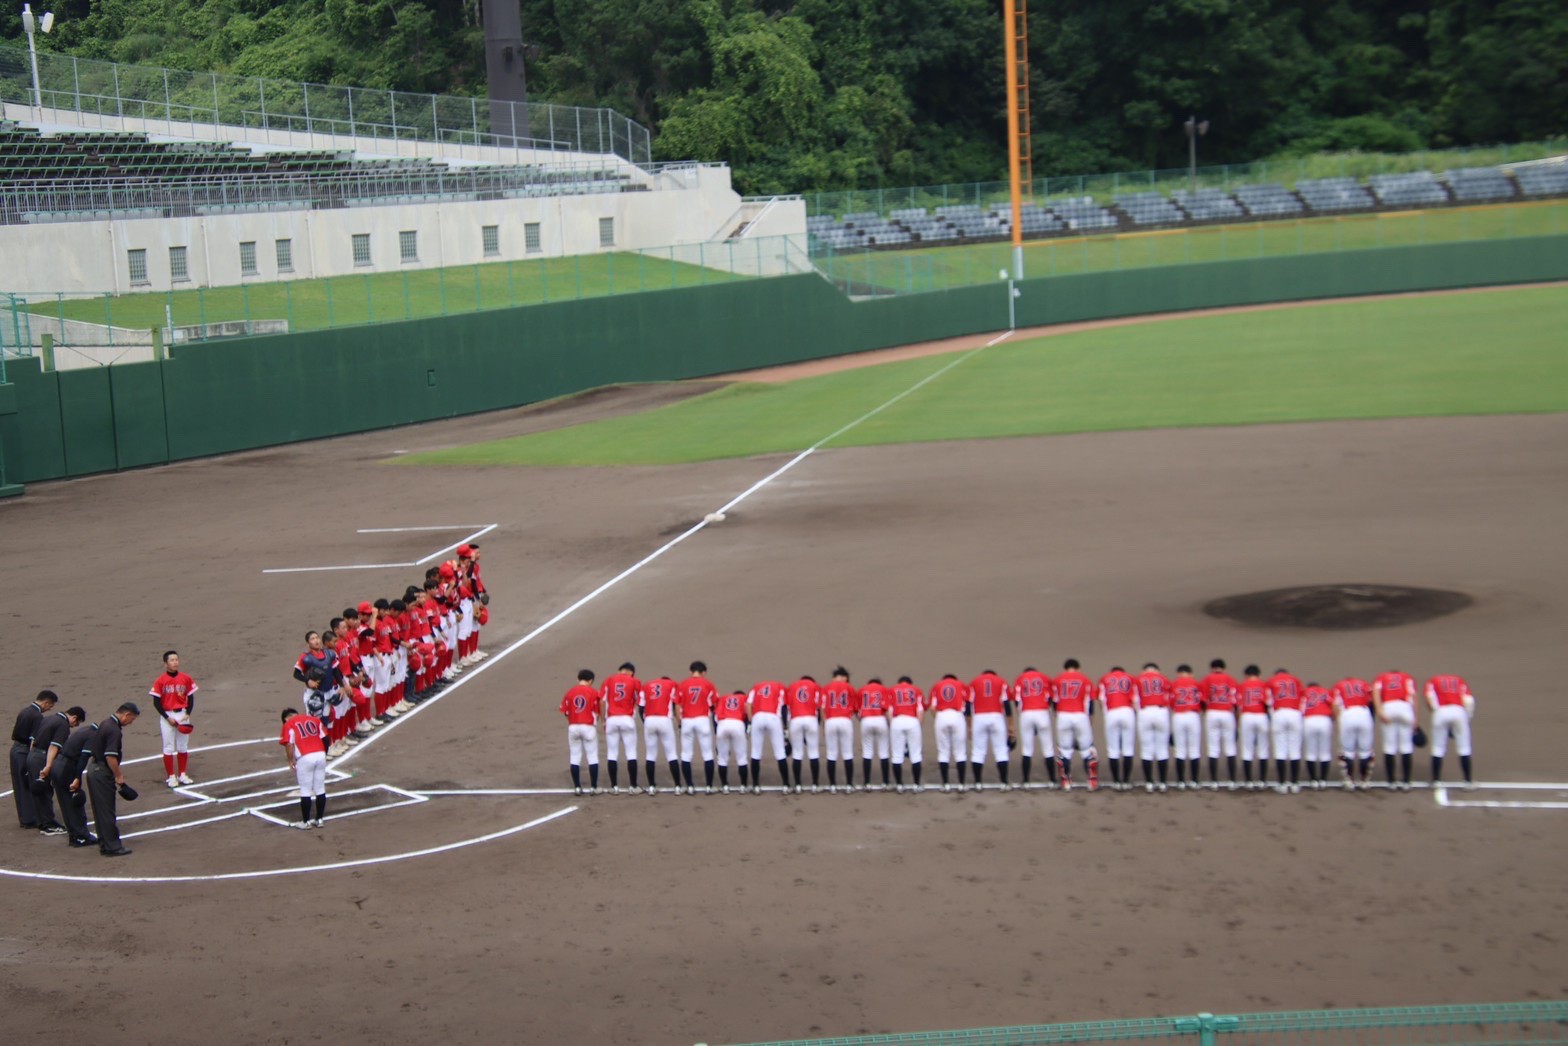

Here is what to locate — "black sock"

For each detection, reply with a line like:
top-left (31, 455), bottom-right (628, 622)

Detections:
top-left (751, 759), bottom-right (761, 784)
top-left (893, 763), bottom-right (905, 785)
top-left (1226, 755), bottom-right (1236, 782)
top-left (998, 762), bottom-right (1009, 785)
top-left (776, 759), bottom-right (788, 786)
top-left (880, 757), bottom-right (890, 784)
top-left (1290, 759), bottom-right (1300, 784)
top-left (703, 760), bottom-right (714, 787)
top-left (1188, 758), bottom-right (1199, 783)
top-left (863, 757), bottom-right (872, 784)
top-left (1060, 756), bottom-right (1072, 784)
top-left (570, 765), bottom-right (582, 789)
top-left (719, 765), bottom-right (730, 787)
top-left (1021, 755), bottom-right (1032, 783)
top-left (1174, 758), bottom-right (1185, 783)
top-left (1158, 759), bottom-right (1168, 783)
top-left (1108, 759), bottom-right (1120, 785)
top-left (1460, 754), bottom-right (1472, 782)
top-left (608, 761), bottom-right (619, 788)
top-left (1276, 759), bottom-right (1287, 784)
top-left (315, 794), bottom-right (326, 820)
top-left (668, 760), bottom-right (680, 787)
top-left (957, 761), bottom-right (968, 784)
top-left (628, 761), bottom-right (638, 788)
top-left (681, 761), bottom-right (693, 787)
top-left (739, 764), bottom-right (750, 788)
top-left (792, 759), bottom-right (803, 786)
top-left (1243, 759), bottom-right (1253, 783)
top-left (1142, 759), bottom-right (1153, 784)
top-left (1123, 756), bottom-right (1134, 785)
top-left (300, 797), bottom-right (312, 822)
top-left (939, 762), bottom-right (950, 785)
top-left (1384, 753), bottom-right (1395, 783)
top-left (1208, 757), bottom-right (1218, 783)
top-left (645, 760), bottom-right (656, 786)
top-left (972, 762), bottom-right (984, 785)
top-left (827, 761), bottom-right (838, 786)
top-left (844, 760), bottom-right (854, 787)
top-left (1431, 755), bottom-right (1443, 782)
top-left (912, 762), bottom-right (923, 786)
top-left (810, 759), bottom-right (820, 785)
top-left (1400, 752), bottom-right (1412, 783)
top-left (1360, 757), bottom-right (1373, 782)
top-left (588, 763), bottom-right (599, 789)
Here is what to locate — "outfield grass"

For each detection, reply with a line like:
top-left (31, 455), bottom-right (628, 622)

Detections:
top-left (822, 199), bottom-right (1568, 293)
top-left (401, 285), bottom-right (1568, 467)
top-left (29, 251), bottom-right (749, 334)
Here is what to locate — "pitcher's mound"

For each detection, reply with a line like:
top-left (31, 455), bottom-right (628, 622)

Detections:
top-left (1203, 584), bottom-right (1472, 630)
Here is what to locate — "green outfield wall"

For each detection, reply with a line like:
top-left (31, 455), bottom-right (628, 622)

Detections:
top-left (2, 234), bottom-right (1565, 489)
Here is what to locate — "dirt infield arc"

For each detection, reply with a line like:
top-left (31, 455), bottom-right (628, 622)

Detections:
top-left (0, 327), bottom-right (1564, 1042)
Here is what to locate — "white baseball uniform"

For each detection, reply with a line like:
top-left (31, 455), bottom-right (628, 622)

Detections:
top-left (679, 717), bottom-right (714, 762)
top-left (860, 716), bottom-right (890, 759)
top-left (567, 723), bottom-right (598, 766)
top-left (969, 712), bottom-right (1009, 764)
top-left (789, 717), bottom-right (821, 761)
top-left (1204, 711), bottom-right (1237, 758)
top-left (750, 711), bottom-right (785, 760)
top-left (933, 709), bottom-right (967, 763)
top-left (714, 718), bottom-right (748, 767)
top-left (1055, 712), bottom-right (1092, 754)
top-left (1271, 709), bottom-right (1304, 760)
top-left (1303, 714), bottom-right (1334, 763)
top-left (1104, 707), bottom-right (1136, 761)
top-left (823, 717), bottom-right (854, 761)
top-left (1171, 711), bottom-right (1202, 760)
top-left (890, 715), bottom-right (922, 764)
top-left (1136, 706), bottom-right (1170, 760)
top-left (604, 715), bottom-right (637, 762)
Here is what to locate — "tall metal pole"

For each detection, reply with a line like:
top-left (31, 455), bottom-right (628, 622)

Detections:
top-left (1188, 117), bottom-right (1197, 195)
top-left (1002, 0), bottom-right (1024, 280)
top-left (23, 4), bottom-right (43, 113)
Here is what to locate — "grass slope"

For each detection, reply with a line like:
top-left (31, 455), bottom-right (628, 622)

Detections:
top-left (401, 286), bottom-right (1568, 468)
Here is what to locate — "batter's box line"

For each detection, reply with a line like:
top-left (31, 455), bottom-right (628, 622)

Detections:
top-left (262, 523), bottom-right (496, 574)
top-left (1435, 785), bottom-right (1568, 811)
top-left (248, 784), bottom-right (429, 828)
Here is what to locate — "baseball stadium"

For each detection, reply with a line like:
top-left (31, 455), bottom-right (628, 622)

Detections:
top-left (1, 2), bottom-right (1566, 1043)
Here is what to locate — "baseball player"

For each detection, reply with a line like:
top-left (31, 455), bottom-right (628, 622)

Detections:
top-left (1301, 683), bottom-right (1336, 790)
top-left (1333, 673), bottom-right (1375, 789)
top-left (1425, 672), bottom-right (1475, 788)
top-left (641, 674), bottom-right (680, 795)
top-left (888, 676), bottom-right (925, 792)
top-left (1234, 666), bottom-right (1272, 789)
top-left (1373, 668), bottom-right (1419, 790)
top-left (50, 709), bottom-right (96, 847)
top-left (785, 674), bottom-right (823, 793)
top-left (600, 662), bottom-right (643, 794)
top-left (747, 678), bottom-right (789, 794)
top-left (559, 669), bottom-right (601, 796)
top-left (821, 667), bottom-right (859, 793)
top-left (1169, 665), bottom-right (1204, 789)
top-left (10, 690), bottom-right (54, 829)
top-left (968, 669), bottom-right (1014, 790)
top-left (1053, 659), bottom-right (1098, 792)
top-left (293, 632), bottom-right (349, 757)
top-left (149, 650), bottom-right (199, 788)
top-left (26, 699), bottom-right (79, 836)
top-left (1013, 666), bottom-right (1054, 787)
top-left (1134, 663), bottom-right (1171, 792)
top-left (714, 690), bottom-right (750, 793)
top-left (929, 673), bottom-right (970, 792)
top-left (676, 661), bottom-right (718, 794)
top-left (857, 677), bottom-right (892, 790)
top-left (1199, 658), bottom-right (1239, 789)
top-left (1267, 668), bottom-right (1306, 792)
top-left (280, 707), bottom-right (329, 828)
top-left (1097, 666), bottom-right (1137, 792)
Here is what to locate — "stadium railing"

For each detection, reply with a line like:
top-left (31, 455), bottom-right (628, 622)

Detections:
top-left (718, 1000), bottom-right (1568, 1046)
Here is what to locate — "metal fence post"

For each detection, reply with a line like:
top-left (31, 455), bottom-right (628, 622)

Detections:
top-left (211, 72), bottom-right (219, 125)
top-left (303, 82), bottom-right (310, 135)
top-left (113, 62), bottom-right (121, 118)
top-left (72, 56), bottom-right (80, 113)
top-left (163, 68), bottom-right (171, 123)
top-left (258, 78), bottom-right (265, 130)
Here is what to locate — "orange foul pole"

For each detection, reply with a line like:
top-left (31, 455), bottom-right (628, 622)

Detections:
top-left (1003, 0), bottom-right (1032, 279)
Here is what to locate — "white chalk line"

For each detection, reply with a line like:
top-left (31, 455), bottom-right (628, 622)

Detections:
top-left (416, 523), bottom-right (497, 565)
top-left (0, 737), bottom-right (278, 800)
top-left (262, 522), bottom-right (496, 574)
top-left (1435, 785), bottom-right (1568, 811)
top-left (334, 341), bottom-right (998, 768)
top-left (357, 525), bottom-right (488, 534)
top-left (0, 806), bottom-right (578, 884)
top-left (247, 785), bottom-right (429, 828)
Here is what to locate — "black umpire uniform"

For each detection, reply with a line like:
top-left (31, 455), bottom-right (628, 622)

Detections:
top-left (26, 708), bottom-right (73, 832)
top-left (87, 711), bottom-right (134, 856)
top-left (10, 698), bottom-right (46, 828)
top-left (52, 722), bottom-right (98, 846)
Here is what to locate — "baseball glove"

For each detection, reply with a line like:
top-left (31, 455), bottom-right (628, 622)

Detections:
top-left (1413, 726), bottom-right (1428, 749)
top-left (117, 783), bottom-right (139, 801)
top-left (177, 722), bottom-right (195, 734)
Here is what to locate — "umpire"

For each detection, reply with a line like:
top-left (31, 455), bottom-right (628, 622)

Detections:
top-left (10, 690), bottom-right (57, 829)
top-left (27, 701), bottom-right (81, 835)
top-left (86, 703), bottom-right (140, 857)
top-left (51, 712), bottom-right (97, 847)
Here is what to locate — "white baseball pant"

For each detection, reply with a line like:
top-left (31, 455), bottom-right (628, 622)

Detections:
top-left (890, 717), bottom-right (923, 764)
top-left (859, 717), bottom-right (890, 759)
top-left (1271, 709), bottom-right (1304, 760)
top-left (1380, 700), bottom-right (1415, 755)
top-left (1303, 716), bottom-right (1334, 762)
top-left (1018, 709), bottom-right (1053, 758)
top-left (789, 717), bottom-right (821, 760)
top-left (1430, 704), bottom-right (1472, 757)
top-left (567, 723), bottom-right (598, 766)
top-left (750, 712), bottom-right (785, 760)
top-left (934, 709), bottom-right (967, 763)
top-left (159, 712), bottom-right (191, 756)
top-left (1137, 707), bottom-right (1170, 760)
top-left (644, 715), bottom-right (677, 761)
top-left (1339, 706), bottom-right (1375, 760)
top-left (823, 718), bottom-right (854, 761)
top-left (294, 750), bottom-right (327, 797)
top-left (969, 711), bottom-right (1008, 764)
top-left (1204, 711), bottom-right (1237, 758)
top-left (1055, 711), bottom-right (1093, 754)
top-left (1239, 712), bottom-right (1271, 760)
top-left (714, 720), bottom-right (748, 766)
top-left (1172, 712), bottom-right (1202, 760)
top-left (457, 598), bottom-right (475, 641)
top-left (1104, 707), bottom-right (1136, 760)
top-left (604, 715), bottom-right (637, 762)
top-left (680, 718), bottom-right (714, 762)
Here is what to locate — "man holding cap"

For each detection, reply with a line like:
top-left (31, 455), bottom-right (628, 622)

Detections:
top-left (86, 703), bottom-right (141, 857)
top-left (51, 710), bottom-right (97, 847)
top-left (149, 650), bottom-right (199, 788)
top-left (10, 689), bottom-right (55, 829)
top-left (27, 699), bottom-right (81, 836)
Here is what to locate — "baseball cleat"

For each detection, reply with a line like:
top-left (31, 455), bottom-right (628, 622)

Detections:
top-left (611, 786), bottom-right (621, 795)
top-left (313, 819), bottom-right (325, 828)
top-left (721, 786), bottom-right (730, 795)
top-left (705, 786), bottom-right (715, 795)
top-left (647, 786), bottom-right (657, 795)
top-left (1227, 781), bottom-right (1238, 791)
top-left (941, 783), bottom-right (951, 793)
top-left (1157, 783), bottom-right (1168, 793)
top-left (896, 784), bottom-right (905, 794)
top-left (166, 775), bottom-right (179, 789)
top-left (793, 785), bottom-right (802, 794)
top-left (828, 785), bottom-right (837, 794)
top-left (178, 773), bottom-right (195, 785)
top-left (1145, 783), bottom-right (1155, 793)
top-left (811, 785), bottom-right (820, 794)
top-left (39, 824), bottom-right (67, 836)
top-left (751, 786), bottom-right (761, 795)
top-left (293, 821), bottom-right (312, 830)
top-left (1061, 779), bottom-right (1073, 792)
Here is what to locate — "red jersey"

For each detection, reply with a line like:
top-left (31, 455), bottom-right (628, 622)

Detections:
top-left (1098, 671), bottom-right (1136, 711)
top-left (355, 623), bottom-right (375, 659)
top-left (373, 617), bottom-right (395, 655)
top-left (1373, 671), bottom-right (1415, 704)
top-left (748, 681), bottom-right (786, 717)
top-left (821, 680), bottom-right (859, 719)
top-left (1013, 670), bottom-right (1052, 712)
top-left (642, 677), bottom-right (678, 717)
top-left (929, 677), bottom-right (969, 713)
top-left (890, 682), bottom-right (925, 718)
top-left (1333, 677), bottom-right (1371, 710)
top-left (280, 713), bottom-right (326, 757)
top-left (1236, 679), bottom-right (1271, 714)
top-left (1303, 685), bottom-right (1334, 717)
top-left (1135, 670), bottom-right (1171, 710)
top-left (1268, 673), bottom-right (1305, 712)
top-left (716, 691), bottom-right (748, 721)
top-left (858, 681), bottom-right (890, 717)
top-left (677, 676), bottom-right (718, 720)
top-left (149, 670), bottom-right (198, 713)
top-left (969, 672), bottom-right (1009, 714)
top-left (1199, 671), bottom-right (1239, 713)
top-left (786, 678), bottom-right (823, 718)
top-left (559, 684), bottom-right (599, 725)
top-left (1170, 677), bottom-right (1203, 714)
top-left (600, 673), bottom-right (643, 718)
top-left (1426, 674), bottom-right (1471, 707)
top-left (1052, 671), bottom-right (1095, 714)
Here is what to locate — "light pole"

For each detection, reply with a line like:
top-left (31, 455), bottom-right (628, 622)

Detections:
top-left (1183, 116), bottom-right (1209, 196)
top-left (21, 3), bottom-right (55, 114)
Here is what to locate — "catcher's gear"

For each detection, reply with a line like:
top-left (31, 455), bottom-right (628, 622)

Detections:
top-left (117, 783), bottom-right (139, 801)
top-left (1413, 726), bottom-right (1428, 749)
top-left (177, 722), bottom-right (195, 735)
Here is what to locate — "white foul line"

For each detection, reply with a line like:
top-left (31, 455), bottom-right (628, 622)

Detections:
top-left (416, 523), bottom-right (498, 565)
top-left (262, 561), bottom-right (417, 574)
top-left (357, 525), bottom-right (489, 534)
top-left (0, 806), bottom-right (578, 884)
top-left (334, 342), bottom-right (994, 766)
top-left (262, 523), bottom-right (496, 574)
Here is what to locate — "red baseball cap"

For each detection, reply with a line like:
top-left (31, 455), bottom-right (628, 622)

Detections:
top-left (439, 563), bottom-right (456, 578)
top-left (457, 544), bottom-right (473, 558)
top-left (357, 601), bottom-right (373, 614)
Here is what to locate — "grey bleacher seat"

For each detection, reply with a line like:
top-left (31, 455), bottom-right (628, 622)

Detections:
top-left (1113, 191), bottom-right (1185, 225)
top-left (1368, 171), bottom-right (1448, 206)
top-left (1233, 183), bottom-right (1304, 216)
top-left (934, 204), bottom-right (982, 217)
top-left (889, 207), bottom-right (927, 221)
top-left (1441, 167), bottom-right (1515, 202)
top-left (1049, 196), bottom-right (1118, 231)
top-left (1514, 164), bottom-right (1568, 198)
top-left (1172, 188), bottom-right (1244, 221)
top-left (1294, 177), bottom-right (1376, 212)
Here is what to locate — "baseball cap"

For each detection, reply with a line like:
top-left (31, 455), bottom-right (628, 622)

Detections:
top-left (439, 563), bottom-right (456, 578)
top-left (456, 544), bottom-right (473, 558)
top-left (357, 601), bottom-right (373, 614)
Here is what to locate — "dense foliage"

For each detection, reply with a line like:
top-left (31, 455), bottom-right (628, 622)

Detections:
top-left (6, 0), bottom-right (1565, 193)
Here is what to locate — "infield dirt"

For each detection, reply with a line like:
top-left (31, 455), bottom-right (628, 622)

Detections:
top-left (1, 383), bottom-right (1565, 1044)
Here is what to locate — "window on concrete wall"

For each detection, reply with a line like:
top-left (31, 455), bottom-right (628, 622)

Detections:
top-left (482, 225), bottom-right (500, 257)
top-left (276, 238), bottom-right (293, 273)
top-left (400, 230), bottom-right (418, 263)
top-left (599, 217), bottom-right (614, 247)
top-left (169, 246), bottom-right (189, 282)
top-left (239, 241), bottom-right (258, 276)
top-left (127, 248), bottom-right (148, 286)
top-left (352, 233), bottom-right (371, 267)
top-left (525, 222), bottom-right (541, 254)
